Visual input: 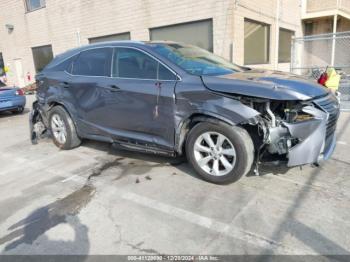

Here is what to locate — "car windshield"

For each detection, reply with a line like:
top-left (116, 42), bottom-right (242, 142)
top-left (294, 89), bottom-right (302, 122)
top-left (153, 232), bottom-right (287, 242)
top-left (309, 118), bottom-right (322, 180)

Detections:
top-left (151, 43), bottom-right (245, 76)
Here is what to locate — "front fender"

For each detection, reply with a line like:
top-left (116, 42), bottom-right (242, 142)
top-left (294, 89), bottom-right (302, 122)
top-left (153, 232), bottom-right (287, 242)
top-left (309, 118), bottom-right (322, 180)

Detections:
top-left (174, 94), bottom-right (260, 153)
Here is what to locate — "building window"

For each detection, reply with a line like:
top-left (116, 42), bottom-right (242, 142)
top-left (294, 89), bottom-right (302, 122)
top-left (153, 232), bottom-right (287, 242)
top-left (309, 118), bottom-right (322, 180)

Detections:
top-left (0, 53), bottom-right (5, 76)
top-left (278, 28), bottom-right (294, 63)
top-left (89, 32), bottom-right (131, 44)
top-left (244, 19), bottom-right (270, 65)
top-left (25, 0), bottom-right (46, 12)
top-left (150, 19), bottom-right (213, 51)
top-left (304, 22), bottom-right (315, 35)
top-left (32, 45), bottom-right (53, 73)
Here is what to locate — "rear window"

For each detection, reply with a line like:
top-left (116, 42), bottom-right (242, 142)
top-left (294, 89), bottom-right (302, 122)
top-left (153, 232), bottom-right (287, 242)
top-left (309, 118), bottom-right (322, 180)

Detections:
top-left (43, 54), bottom-right (77, 73)
top-left (72, 48), bottom-right (112, 77)
top-left (46, 56), bottom-right (76, 73)
top-left (56, 56), bottom-right (76, 73)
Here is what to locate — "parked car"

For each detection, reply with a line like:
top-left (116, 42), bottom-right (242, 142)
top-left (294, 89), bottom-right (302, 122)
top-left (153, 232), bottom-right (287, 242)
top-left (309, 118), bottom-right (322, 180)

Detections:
top-left (30, 41), bottom-right (340, 184)
top-left (0, 80), bottom-right (26, 114)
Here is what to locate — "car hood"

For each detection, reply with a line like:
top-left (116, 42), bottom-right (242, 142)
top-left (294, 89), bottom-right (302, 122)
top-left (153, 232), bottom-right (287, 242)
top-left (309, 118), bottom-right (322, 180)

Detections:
top-left (201, 69), bottom-right (328, 100)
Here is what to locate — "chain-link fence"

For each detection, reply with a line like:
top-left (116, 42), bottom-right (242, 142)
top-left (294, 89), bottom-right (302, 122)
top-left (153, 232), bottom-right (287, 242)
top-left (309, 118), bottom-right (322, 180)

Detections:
top-left (291, 31), bottom-right (350, 107)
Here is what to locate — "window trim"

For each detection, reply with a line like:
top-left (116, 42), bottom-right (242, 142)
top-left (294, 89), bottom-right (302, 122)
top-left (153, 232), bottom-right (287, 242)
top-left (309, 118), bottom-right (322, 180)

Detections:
top-left (244, 18), bottom-right (271, 65)
top-left (24, 0), bottom-right (46, 13)
top-left (61, 46), bottom-right (181, 81)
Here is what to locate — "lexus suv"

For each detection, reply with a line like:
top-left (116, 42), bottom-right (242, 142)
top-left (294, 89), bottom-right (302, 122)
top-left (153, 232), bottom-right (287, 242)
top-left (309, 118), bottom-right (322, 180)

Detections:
top-left (30, 41), bottom-right (340, 184)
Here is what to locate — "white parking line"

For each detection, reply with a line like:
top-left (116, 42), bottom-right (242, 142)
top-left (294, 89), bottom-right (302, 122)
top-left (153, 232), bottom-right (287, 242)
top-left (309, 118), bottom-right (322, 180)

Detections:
top-left (121, 191), bottom-right (299, 254)
top-left (337, 140), bottom-right (348, 145)
top-left (61, 175), bottom-right (80, 183)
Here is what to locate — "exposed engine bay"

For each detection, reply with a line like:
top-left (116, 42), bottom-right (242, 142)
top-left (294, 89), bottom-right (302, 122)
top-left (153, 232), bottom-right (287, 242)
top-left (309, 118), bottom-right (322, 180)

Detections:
top-left (239, 93), bottom-right (339, 170)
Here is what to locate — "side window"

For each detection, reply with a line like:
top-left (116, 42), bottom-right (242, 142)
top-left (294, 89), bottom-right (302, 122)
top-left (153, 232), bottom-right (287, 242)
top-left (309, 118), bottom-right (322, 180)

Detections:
top-left (52, 55), bottom-right (76, 73)
top-left (113, 48), bottom-right (176, 80)
top-left (72, 48), bottom-right (112, 77)
top-left (113, 48), bottom-right (158, 79)
top-left (158, 63), bottom-right (176, 80)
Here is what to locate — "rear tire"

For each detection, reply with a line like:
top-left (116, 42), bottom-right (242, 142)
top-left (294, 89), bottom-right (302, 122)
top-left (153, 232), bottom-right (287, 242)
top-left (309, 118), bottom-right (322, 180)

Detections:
top-left (12, 107), bottom-right (24, 114)
top-left (49, 106), bottom-right (81, 150)
top-left (186, 121), bottom-right (254, 184)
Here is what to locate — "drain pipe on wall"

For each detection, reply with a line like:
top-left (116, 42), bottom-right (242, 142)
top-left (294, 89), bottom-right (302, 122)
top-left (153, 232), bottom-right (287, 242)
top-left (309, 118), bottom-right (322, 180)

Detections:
top-left (274, 0), bottom-right (280, 70)
top-left (76, 29), bottom-right (82, 47)
top-left (331, 14), bottom-right (338, 66)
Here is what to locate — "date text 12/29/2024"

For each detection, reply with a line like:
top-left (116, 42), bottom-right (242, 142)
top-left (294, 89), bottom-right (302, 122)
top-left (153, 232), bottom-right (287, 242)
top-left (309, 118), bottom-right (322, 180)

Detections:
top-left (127, 255), bottom-right (219, 261)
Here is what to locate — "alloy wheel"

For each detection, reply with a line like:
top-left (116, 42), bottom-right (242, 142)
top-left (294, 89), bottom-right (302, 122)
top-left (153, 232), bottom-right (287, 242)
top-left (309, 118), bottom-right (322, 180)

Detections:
top-left (193, 132), bottom-right (236, 176)
top-left (51, 114), bottom-right (67, 145)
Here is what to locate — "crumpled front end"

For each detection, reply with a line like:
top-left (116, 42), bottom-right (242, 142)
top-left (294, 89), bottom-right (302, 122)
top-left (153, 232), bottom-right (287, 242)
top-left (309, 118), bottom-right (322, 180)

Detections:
top-left (284, 104), bottom-right (336, 166)
top-left (268, 93), bottom-right (340, 166)
top-left (240, 92), bottom-right (340, 167)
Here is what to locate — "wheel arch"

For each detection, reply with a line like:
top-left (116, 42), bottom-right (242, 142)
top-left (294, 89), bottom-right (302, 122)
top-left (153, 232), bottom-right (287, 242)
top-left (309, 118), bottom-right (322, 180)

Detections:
top-left (47, 100), bottom-right (81, 136)
top-left (175, 112), bottom-right (238, 155)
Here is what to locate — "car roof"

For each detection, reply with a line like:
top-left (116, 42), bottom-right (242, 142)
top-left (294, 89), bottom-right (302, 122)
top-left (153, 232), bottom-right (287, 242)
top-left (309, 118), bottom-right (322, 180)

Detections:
top-left (44, 40), bottom-right (179, 70)
top-left (88, 40), bottom-right (180, 47)
top-left (64, 40), bottom-right (178, 53)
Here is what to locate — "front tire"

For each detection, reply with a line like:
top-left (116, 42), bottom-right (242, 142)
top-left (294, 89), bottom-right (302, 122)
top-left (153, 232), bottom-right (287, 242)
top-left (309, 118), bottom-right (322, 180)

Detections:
top-left (49, 106), bottom-right (81, 150)
top-left (186, 122), bottom-right (254, 184)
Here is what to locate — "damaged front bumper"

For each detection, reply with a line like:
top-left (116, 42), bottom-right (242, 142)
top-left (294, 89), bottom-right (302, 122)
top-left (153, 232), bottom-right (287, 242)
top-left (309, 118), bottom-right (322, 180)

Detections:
top-left (262, 93), bottom-right (340, 167)
top-left (283, 105), bottom-right (337, 167)
top-left (29, 100), bottom-right (48, 144)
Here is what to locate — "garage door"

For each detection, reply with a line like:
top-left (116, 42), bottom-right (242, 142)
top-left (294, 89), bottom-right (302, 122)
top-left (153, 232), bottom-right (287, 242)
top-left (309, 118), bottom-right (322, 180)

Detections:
top-left (89, 32), bottom-right (130, 44)
top-left (150, 19), bottom-right (213, 51)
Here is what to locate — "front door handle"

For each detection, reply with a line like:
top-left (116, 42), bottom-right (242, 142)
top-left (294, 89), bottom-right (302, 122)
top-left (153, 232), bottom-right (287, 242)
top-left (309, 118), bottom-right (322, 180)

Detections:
top-left (107, 84), bottom-right (121, 92)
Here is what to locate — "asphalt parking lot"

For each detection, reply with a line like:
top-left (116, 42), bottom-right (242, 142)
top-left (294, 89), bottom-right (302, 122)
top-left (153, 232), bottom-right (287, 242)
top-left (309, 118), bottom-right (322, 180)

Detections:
top-left (0, 95), bottom-right (350, 255)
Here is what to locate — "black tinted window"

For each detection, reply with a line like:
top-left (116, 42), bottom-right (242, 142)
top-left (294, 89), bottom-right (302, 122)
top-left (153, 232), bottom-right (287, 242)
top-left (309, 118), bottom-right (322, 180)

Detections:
top-left (48, 55), bottom-right (76, 73)
top-left (0, 53), bottom-right (5, 76)
top-left (113, 48), bottom-right (157, 79)
top-left (32, 45), bottom-right (53, 73)
top-left (73, 48), bottom-right (112, 77)
top-left (158, 63), bottom-right (176, 80)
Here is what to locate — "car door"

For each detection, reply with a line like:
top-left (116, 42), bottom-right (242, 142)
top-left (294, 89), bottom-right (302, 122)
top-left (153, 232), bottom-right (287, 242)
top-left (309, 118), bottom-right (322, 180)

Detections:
top-left (64, 47), bottom-right (117, 136)
top-left (104, 47), bottom-right (178, 149)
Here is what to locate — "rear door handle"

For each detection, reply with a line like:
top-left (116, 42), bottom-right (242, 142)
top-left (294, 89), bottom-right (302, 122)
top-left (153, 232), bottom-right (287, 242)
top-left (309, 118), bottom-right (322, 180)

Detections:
top-left (60, 82), bottom-right (69, 88)
top-left (107, 84), bottom-right (121, 92)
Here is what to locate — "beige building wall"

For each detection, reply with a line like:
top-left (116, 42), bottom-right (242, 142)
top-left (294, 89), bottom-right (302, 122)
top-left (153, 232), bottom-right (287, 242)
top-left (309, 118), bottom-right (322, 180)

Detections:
top-left (233, 0), bottom-right (302, 71)
top-left (0, 0), bottom-right (302, 87)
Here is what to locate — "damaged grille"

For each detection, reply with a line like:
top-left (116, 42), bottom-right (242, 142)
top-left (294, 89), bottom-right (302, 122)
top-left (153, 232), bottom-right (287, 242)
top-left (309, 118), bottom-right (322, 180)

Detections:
top-left (313, 93), bottom-right (340, 138)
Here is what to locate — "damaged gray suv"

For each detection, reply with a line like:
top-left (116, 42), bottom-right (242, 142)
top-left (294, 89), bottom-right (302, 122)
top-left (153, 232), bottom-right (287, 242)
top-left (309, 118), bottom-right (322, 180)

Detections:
top-left (30, 41), bottom-right (340, 184)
